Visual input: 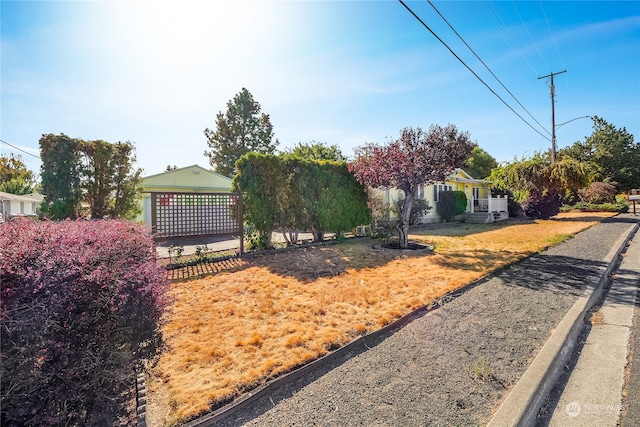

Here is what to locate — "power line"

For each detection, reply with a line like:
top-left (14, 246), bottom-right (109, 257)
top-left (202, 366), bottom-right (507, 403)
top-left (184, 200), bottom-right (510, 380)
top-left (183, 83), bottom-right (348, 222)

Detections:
top-left (478, 0), bottom-right (538, 76)
top-left (0, 139), bottom-right (41, 159)
top-left (538, 1), bottom-right (565, 72)
top-left (510, 0), bottom-right (550, 71)
top-left (427, 0), bottom-right (551, 137)
top-left (398, 0), bottom-right (552, 142)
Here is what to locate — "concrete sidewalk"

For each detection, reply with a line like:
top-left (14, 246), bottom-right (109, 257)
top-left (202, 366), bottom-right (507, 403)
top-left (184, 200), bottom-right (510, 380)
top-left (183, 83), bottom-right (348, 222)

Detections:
top-left (154, 232), bottom-right (323, 258)
top-left (545, 230), bottom-right (640, 426)
top-left (488, 214), bottom-right (640, 427)
top-left (155, 235), bottom-right (241, 258)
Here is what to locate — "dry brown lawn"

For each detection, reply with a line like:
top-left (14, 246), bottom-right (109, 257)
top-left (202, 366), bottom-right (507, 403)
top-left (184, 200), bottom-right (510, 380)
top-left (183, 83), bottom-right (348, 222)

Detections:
top-left (147, 212), bottom-right (616, 426)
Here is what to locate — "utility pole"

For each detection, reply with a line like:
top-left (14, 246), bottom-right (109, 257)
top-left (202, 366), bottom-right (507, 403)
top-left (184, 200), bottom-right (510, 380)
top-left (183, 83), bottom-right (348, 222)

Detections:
top-left (538, 70), bottom-right (566, 163)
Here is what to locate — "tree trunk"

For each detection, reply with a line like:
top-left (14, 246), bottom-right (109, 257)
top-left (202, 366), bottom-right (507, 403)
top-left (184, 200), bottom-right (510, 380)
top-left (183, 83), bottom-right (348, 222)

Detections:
top-left (279, 228), bottom-right (293, 246)
top-left (396, 191), bottom-right (414, 249)
top-left (312, 227), bottom-right (324, 243)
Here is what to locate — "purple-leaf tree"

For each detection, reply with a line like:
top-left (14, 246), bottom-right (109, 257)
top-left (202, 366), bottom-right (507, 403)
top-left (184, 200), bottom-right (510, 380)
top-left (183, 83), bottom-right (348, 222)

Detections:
top-left (349, 125), bottom-right (475, 248)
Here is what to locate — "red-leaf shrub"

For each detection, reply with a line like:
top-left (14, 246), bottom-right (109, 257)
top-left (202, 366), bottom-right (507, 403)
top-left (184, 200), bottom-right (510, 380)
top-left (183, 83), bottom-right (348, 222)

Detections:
top-left (579, 181), bottom-right (617, 204)
top-left (0, 218), bottom-right (169, 425)
top-left (522, 190), bottom-right (561, 219)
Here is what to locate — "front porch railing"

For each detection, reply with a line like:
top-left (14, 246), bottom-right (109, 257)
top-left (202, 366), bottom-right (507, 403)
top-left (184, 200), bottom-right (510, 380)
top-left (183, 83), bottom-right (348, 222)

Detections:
top-left (468, 195), bottom-right (508, 213)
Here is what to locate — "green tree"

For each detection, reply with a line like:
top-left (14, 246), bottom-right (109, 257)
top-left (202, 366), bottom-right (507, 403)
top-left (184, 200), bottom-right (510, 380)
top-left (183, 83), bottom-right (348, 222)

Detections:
top-left (40, 134), bottom-right (83, 219)
top-left (0, 154), bottom-right (36, 195)
top-left (284, 141), bottom-right (347, 162)
top-left (204, 88), bottom-right (279, 178)
top-left (39, 134), bottom-right (142, 220)
top-left (558, 116), bottom-right (639, 192)
top-left (463, 146), bottom-right (498, 179)
top-left (488, 153), bottom-right (590, 218)
top-left (81, 140), bottom-right (143, 219)
top-left (109, 142), bottom-right (143, 219)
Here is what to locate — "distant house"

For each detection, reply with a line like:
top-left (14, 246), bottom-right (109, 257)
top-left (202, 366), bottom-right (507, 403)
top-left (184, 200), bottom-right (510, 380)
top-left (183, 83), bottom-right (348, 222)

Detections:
top-left (139, 164), bottom-right (234, 233)
top-left (0, 192), bottom-right (45, 222)
top-left (371, 169), bottom-right (508, 224)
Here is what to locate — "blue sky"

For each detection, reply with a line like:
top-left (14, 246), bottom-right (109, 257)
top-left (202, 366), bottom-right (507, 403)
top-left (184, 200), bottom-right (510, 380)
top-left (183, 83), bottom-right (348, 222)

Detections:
top-left (1, 0), bottom-right (639, 178)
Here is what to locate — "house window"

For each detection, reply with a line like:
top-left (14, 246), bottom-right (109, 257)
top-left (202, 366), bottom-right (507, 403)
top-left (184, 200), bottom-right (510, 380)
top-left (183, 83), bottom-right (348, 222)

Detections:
top-left (417, 185), bottom-right (425, 200)
top-left (20, 202), bottom-right (24, 214)
top-left (434, 184), bottom-right (452, 202)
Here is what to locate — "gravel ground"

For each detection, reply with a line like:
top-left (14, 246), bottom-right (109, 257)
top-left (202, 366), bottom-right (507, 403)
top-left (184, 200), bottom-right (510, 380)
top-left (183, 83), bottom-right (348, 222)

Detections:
top-left (205, 216), bottom-right (637, 427)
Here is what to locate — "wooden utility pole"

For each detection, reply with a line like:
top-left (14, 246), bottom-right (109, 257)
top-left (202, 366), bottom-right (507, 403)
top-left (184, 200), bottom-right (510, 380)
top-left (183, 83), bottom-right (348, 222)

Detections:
top-left (538, 70), bottom-right (566, 162)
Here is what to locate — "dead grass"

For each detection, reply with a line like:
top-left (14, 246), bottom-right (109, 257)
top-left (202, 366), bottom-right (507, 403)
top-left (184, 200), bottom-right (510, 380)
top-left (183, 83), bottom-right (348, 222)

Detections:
top-left (147, 212), bottom-right (616, 426)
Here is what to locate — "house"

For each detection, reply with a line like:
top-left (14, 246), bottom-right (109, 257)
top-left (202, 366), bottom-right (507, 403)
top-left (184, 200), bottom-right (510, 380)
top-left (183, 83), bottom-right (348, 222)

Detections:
top-left (371, 169), bottom-right (508, 224)
top-left (139, 164), bottom-right (235, 236)
top-left (0, 192), bottom-right (45, 222)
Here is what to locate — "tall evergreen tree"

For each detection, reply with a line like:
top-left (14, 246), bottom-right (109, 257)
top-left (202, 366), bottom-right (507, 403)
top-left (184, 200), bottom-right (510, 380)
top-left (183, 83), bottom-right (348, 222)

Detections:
top-left (284, 141), bottom-right (347, 162)
top-left (559, 116), bottom-right (639, 191)
top-left (40, 134), bottom-right (83, 219)
top-left (39, 134), bottom-right (142, 220)
top-left (81, 140), bottom-right (143, 219)
top-left (204, 88), bottom-right (278, 177)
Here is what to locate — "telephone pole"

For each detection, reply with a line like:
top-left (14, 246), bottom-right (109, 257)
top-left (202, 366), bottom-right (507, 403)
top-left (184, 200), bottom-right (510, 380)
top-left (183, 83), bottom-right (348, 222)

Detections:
top-left (538, 70), bottom-right (566, 163)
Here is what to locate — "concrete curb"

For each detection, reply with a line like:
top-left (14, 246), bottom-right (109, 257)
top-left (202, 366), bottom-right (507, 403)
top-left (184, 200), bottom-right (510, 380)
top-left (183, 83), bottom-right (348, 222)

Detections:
top-left (487, 221), bottom-right (639, 427)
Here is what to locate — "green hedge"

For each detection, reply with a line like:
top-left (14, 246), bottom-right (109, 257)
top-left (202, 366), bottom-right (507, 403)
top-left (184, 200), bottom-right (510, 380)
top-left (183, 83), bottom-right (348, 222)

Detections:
top-left (560, 202), bottom-right (629, 213)
top-left (233, 154), bottom-right (371, 246)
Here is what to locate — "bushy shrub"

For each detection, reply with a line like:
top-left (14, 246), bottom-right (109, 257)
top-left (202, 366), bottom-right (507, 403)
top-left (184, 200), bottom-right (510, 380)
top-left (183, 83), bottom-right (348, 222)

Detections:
top-left (368, 190), bottom-right (390, 221)
top-left (437, 191), bottom-right (465, 222)
top-left (579, 182), bottom-right (617, 204)
top-left (392, 197), bottom-right (432, 225)
top-left (522, 191), bottom-right (561, 219)
top-left (453, 191), bottom-right (468, 215)
top-left (560, 202), bottom-right (629, 213)
top-left (0, 218), bottom-right (169, 425)
top-left (244, 223), bottom-right (271, 250)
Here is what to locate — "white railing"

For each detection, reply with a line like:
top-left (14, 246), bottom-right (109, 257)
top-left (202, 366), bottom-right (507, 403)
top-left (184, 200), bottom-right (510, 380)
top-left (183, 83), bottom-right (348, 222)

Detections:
top-left (468, 195), bottom-right (508, 213)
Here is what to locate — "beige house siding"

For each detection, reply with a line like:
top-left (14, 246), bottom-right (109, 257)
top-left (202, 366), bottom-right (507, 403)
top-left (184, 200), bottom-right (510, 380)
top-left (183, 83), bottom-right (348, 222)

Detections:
top-left (370, 169), bottom-right (492, 224)
top-left (0, 192), bottom-right (44, 222)
top-left (138, 165), bottom-right (233, 229)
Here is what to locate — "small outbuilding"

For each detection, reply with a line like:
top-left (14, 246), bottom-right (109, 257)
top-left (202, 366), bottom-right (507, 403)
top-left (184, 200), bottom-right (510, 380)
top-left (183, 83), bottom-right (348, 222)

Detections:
top-left (139, 165), bottom-right (236, 237)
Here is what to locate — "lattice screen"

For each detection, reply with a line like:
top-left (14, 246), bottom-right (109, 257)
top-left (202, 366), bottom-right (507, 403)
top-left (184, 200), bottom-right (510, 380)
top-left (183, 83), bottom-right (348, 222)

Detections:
top-left (150, 192), bottom-right (242, 239)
